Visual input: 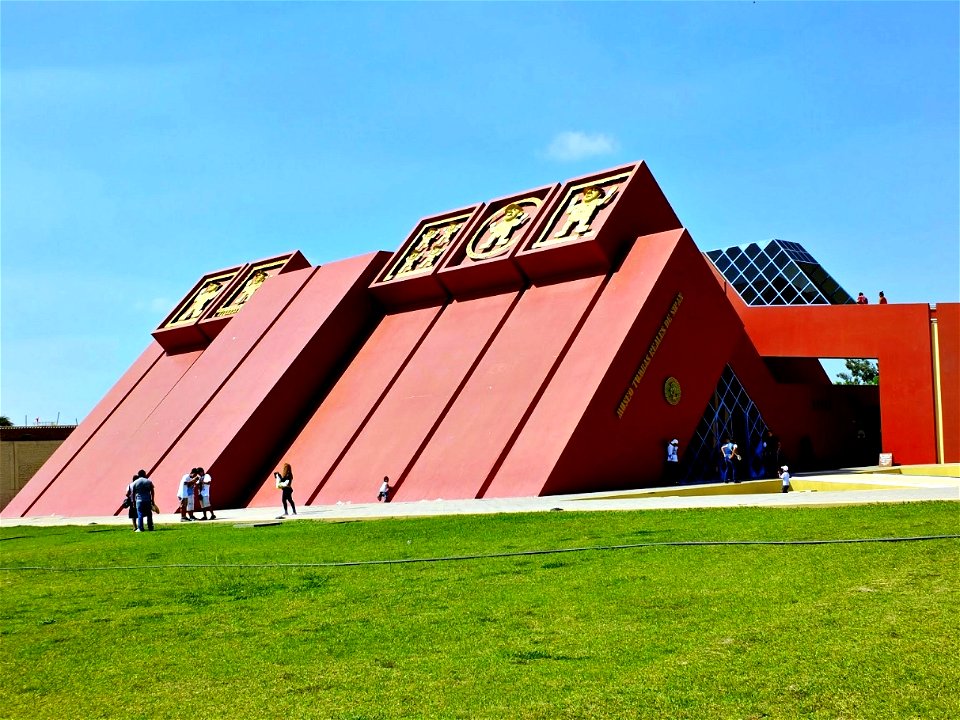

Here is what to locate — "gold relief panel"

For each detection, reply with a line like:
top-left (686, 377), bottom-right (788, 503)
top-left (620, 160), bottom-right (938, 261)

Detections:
top-left (385, 214), bottom-right (470, 281)
top-left (165, 271), bottom-right (238, 328)
top-left (214, 262), bottom-right (284, 318)
top-left (466, 197), bottom-right (542, 261)
top-left (532, 172), bottom-right (630, 249)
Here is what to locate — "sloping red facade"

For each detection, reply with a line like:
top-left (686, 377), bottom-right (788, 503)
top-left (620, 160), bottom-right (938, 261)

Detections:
top-left (5, 162), bottom-right (957, 518)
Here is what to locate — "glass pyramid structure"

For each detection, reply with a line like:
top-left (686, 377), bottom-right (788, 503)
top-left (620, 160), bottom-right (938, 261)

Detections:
top-left (705, 239), bottom-right (853, 306)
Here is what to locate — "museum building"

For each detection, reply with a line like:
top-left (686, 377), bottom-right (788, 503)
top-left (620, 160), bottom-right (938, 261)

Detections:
top-left (4, 162), bottom-right (957, 518)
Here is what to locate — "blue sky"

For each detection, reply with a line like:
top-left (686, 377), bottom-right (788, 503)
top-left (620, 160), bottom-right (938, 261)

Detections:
top-left (2, 1), bottom-right (958, 425)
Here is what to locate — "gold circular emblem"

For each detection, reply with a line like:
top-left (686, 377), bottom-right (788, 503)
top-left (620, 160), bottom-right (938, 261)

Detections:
top-left (664, 377), bottom-right (681, 405)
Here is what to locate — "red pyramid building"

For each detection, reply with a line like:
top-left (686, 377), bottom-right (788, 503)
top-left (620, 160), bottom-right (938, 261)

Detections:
top-left (5, 162), bottom-right (957, 518)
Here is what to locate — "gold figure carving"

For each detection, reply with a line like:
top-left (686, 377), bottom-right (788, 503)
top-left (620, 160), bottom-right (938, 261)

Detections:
top-left (174, 281), bottom-right (222, 324)
top-left (553, 184), bottom-right (618, 240)
top-left (216, 270), bottom-right (268, 317)
top-left (466, 197), bottom-right (543, 261)
top-left (396, 228), bottom-right (437, 277)
top-left (481, 203), bottom-right (527, 252)
top-left (390, 221), bottom-right (462, 279)
top-left (471, 204), bottom-right (528, 259)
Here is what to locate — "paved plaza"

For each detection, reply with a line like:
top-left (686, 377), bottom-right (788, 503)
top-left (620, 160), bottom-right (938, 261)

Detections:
top-left (3, 468), bottom-right (957, 529)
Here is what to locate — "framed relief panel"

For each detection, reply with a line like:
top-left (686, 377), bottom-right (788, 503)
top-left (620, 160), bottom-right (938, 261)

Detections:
top-left (516, 162), bottom-right (681, 282)
top-left (437, 184), bottom-right (560, 299)
top-left (199, 251), bottom-right (310, 340)
top-left (370, 204), bottom-right (481, 310)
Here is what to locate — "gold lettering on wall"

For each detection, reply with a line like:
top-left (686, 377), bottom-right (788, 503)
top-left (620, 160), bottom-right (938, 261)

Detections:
top-left (615, 292), bottom-right (684, 419)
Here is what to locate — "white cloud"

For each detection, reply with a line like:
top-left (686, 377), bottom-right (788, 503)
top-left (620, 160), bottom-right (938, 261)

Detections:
top-left (148, 297), bottom-right (175, 315)
top-left (545, 131), bottom-right (618, 162)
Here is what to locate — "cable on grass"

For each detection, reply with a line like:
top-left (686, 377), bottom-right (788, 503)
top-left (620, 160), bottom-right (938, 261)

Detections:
top-left (1, 534), bottom-right (958, 573)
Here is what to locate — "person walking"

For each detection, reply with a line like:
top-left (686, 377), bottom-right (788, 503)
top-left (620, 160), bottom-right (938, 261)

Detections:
top-left (276, 462), bottom-right (296, 516)
top-left (130, 469), bottom-right (155, 532)
top-left (378, 477), bottom-right (390, 502)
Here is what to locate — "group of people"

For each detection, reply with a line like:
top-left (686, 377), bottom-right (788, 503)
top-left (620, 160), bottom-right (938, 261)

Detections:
top-left (177, 467), bottom-right (216, 521)
top-left (663, 430), bottom-right (793, 491)
top-left (123, 462), bottom-right (396, 528)
top-left (856, 291), bottom-right (888, 304)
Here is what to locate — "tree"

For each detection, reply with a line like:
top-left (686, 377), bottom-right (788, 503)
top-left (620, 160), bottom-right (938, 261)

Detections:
top-left (0, 415), bottom-right (13, 427)
top-left (836, 358), bottom-right (879, 385)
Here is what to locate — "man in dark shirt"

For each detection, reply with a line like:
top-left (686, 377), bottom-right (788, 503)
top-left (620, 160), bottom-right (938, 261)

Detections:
top-left (130, 469), bottom-right (155, 532)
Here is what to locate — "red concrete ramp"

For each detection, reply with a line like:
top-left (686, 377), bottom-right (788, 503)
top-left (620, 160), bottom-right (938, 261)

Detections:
top-left (152, 252), bottom-right (388, 509)
top-left (313, 291), bottom-right (519, 504)
top-left (395, 274), bottom-right (607, 501)
top-left (245, 304), bottom-right (443, 507)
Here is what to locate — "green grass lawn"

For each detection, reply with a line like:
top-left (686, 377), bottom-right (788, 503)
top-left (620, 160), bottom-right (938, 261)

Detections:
top-left (2, 502), bottom-right (958, 719)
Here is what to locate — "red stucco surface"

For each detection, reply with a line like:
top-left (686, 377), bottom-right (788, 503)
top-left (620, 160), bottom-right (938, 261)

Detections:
top-left (151, 253), bottom-right (387, 510)
top-left (246, 303), bottom-right (443, 507)
top-left (314, 291), bottom-right (519, 504)
top-left (731, 300), bottom-right (938, 465)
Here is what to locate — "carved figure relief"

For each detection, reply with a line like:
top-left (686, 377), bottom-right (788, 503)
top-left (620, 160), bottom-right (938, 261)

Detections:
top-left (215, 270), bottom-right (269, 317)
top-left (170, 281), bottom-right (222, 325)
top-left (467, 197), bottom-right (542, 261)
top-left (386, 218), bottom-right (465, 280)
top-left (532, 176), bottom-right (626, 249)
top-left (553, 184), bottom-right (618, 239)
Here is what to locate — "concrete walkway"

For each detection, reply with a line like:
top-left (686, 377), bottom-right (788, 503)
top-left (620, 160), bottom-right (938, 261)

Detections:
top-left (2, 468), bottom-right (957, 529)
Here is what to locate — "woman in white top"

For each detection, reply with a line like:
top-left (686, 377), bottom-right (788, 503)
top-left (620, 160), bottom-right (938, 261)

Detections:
top-left (197, 467), bottom-right (216, 520)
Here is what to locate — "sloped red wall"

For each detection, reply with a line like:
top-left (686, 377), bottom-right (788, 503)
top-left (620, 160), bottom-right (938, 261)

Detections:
top-left (500, 229), bottom-right (744, 497)
top-left (245, 304), bottom-right (443, 507)
top-left (397, 274), bottom-right (608, 502)
top-left (314, 291), bottom-right (520, 504)
top-left (22, 348), bottom-right (204, 517)
top-left (150, 252), bottom-right (389, 510)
